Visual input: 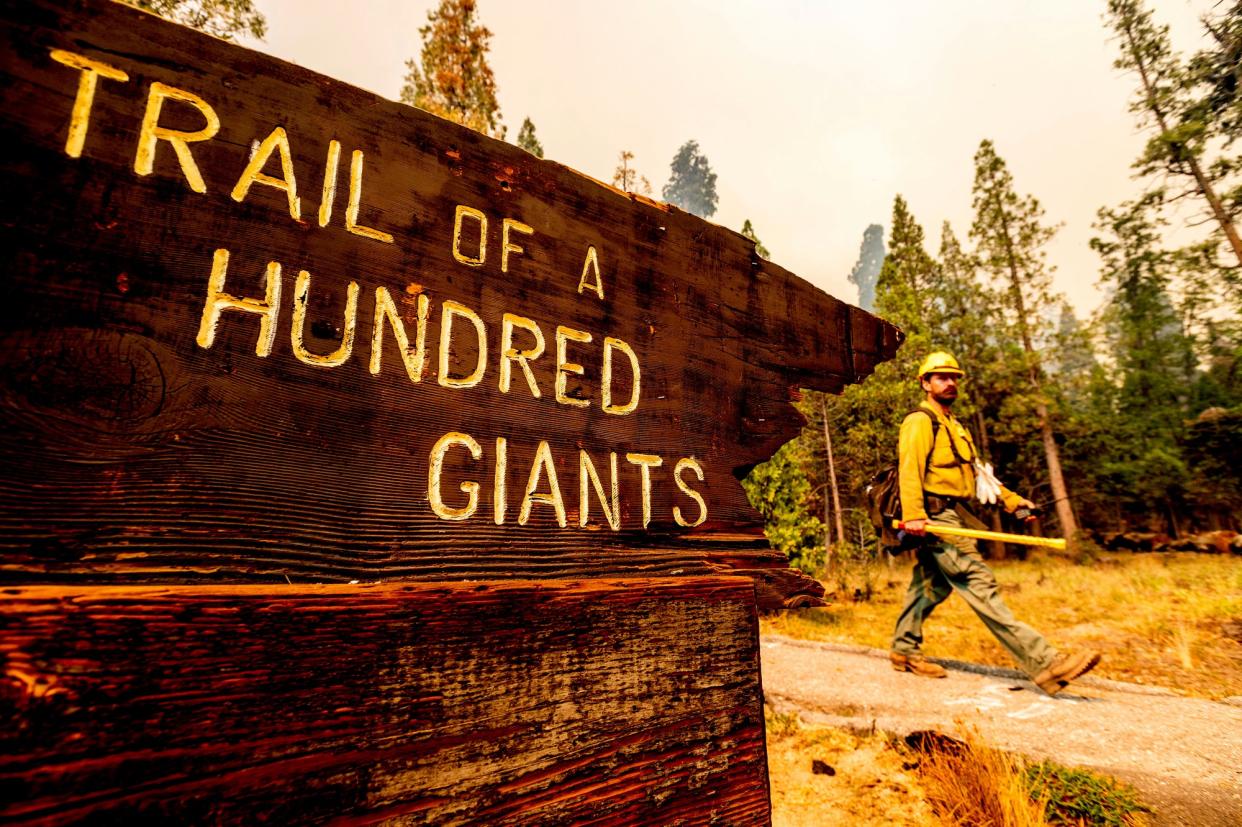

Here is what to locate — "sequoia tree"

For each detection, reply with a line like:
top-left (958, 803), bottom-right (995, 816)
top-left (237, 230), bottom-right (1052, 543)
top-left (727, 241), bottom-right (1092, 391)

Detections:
top-left (662, 140), bottom-right (718, 218)
top-left (400, 0), bottom-right (504, 138)
top-left (848, 224), bottom-right (885, 312)
top-left (516, 117), bottom-right (544, 158)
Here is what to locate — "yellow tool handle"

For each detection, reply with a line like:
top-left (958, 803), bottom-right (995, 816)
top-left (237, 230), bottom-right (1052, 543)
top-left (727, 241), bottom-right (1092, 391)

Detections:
top-left (890, 520), bottom-right (1067, 551)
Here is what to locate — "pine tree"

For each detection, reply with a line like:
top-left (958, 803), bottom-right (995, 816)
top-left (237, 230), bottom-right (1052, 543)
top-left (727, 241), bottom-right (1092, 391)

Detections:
top-left (662, 140), bottom-right (718, 218)
top-left (125, 0), bottom-right (265, 40)
top-left (516, 117), bottom-right (543, 158)
top-left (1089, 198), bottom-right (1199, 534)
top-left (875, 196), bottom-right (938, 335)
top-left (1190, 2), bottom-right (1242, 144)
top-left (400, 0), bottom-right (504, 139)
top-left (1106, 0), bottom-right (1242, 267)
top-left (611, 150), bottom-right (652, 195)
top-left (740, 219), bottom-right (770, 259)
top-left (970, 140), bottom-right (1079, 543)
top-left (848, 224), bottom-right (885, 312)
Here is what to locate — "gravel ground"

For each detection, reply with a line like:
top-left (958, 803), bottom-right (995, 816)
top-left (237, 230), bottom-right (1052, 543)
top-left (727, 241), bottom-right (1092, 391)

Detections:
top-left (761, 633), bottom-right (1242, 826)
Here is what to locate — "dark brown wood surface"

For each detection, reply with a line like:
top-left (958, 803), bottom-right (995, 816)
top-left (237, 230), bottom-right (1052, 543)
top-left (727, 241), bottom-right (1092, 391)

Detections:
top-left (0, 577), bottom-right (771, 825)
top-left (0, 0), bottom-right (900, 605)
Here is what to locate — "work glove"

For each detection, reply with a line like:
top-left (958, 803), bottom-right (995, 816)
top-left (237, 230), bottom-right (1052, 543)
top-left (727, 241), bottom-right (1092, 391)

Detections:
top-left (974, 460), bottom-right (1003, 506)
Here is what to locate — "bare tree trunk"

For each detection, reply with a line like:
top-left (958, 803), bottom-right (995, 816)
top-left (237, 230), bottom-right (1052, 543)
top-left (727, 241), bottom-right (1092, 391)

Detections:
top-left (973, 411), bottom-right (1008, 559)
top-left (991, 195), bottom-right (1079, 545)
top-left (1031, 375), bottom-right (1077, 544)
top-left (820, 397), bottom-right (845, 569)
top-left (1165, 498), bottom-right (1181, 539)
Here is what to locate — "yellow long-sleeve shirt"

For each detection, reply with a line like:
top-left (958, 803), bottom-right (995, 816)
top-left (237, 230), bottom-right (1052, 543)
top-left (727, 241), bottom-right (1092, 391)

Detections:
top-left (898, 401), bottom-right (1024, 521)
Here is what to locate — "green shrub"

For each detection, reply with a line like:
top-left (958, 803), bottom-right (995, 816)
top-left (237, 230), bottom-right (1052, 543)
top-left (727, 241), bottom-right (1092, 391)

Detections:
top-left (1023, 760), bottom-right (1149, 826)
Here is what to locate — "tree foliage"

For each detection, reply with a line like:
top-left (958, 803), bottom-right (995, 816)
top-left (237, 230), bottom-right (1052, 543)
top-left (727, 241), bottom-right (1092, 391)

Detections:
top-left (516, 117), bottom-right (543, 158)
top-left (1087, 198), bottom-right (1198, 517)
top-left (662, 140), bottom-right (718, 218)
top-left (126, 0), bottom-right (265, 40)
top-left (1106, 0), bottom-right (1242, 268)
top-left (611, 150), bottom-right (652, 195)
top-left (970, 140), bottom-right (1079, 540)
top-left (740, 219), bottom-right (770, 259)
top-left (741, 438), bottom-right (825, 574)
top-left (400, 0), bottom-right (504, 138)
top-left (740, 7), bottom-right (1242, 566)
top-left (1189, 2), bottom-right (1242, 146)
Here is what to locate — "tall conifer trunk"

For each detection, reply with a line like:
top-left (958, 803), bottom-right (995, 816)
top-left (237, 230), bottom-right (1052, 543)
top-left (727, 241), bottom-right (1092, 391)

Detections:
top-left (991, 193), bottom-right (1079, 542)
top-left (1116, 9), bottom-right (1242, 268)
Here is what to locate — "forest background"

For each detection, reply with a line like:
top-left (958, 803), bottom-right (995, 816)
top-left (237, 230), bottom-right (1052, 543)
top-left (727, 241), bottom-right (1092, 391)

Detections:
top-left (130, 0), bottom-right (1241, 566)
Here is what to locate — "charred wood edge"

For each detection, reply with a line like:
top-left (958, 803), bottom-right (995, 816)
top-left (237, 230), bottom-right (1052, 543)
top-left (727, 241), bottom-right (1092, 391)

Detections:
top-left (0, 541), bottom-right (828, 610)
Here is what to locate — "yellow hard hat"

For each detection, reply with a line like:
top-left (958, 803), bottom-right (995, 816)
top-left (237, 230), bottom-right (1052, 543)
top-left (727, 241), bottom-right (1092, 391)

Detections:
top-left (918, 351), bottom-right (965, 379)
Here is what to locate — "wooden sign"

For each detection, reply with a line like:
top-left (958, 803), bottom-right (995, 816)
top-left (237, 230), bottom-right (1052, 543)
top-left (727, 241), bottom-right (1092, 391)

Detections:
top-left (0, 1), bottom-right (900, 823)
top-left (0, 0), bottom-right (897, 605)
top-left (3, 578), bottom-right (772, 825)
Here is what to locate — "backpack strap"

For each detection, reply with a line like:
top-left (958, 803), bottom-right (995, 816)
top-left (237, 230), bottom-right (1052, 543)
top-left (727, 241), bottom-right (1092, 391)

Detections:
top-left (912, 408), bottom-right (940, 471)
top-left (916, 406), bottom-right (973, 467)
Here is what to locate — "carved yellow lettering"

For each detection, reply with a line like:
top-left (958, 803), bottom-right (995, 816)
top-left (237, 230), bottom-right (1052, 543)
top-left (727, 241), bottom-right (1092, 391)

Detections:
top-left (134, 82), bottom-right (220, 194)
top-left (346, 150), bottom-right (393, 243)
top-left (231, 126), bottom-right (301, 220)
top-left (196, 248), bottom-right (281, 357)
top-left (494, 436), bottom-right (508, 525)
top-left (578, 245), bottom-right (604, 300)
top-left (673, 457), bottom-right (708, 528)
top-left (625, 453), bottom-right (663, 530)
top-left (428, 431), bottom-right (482, 521)
top-left (49, 49), bottom-right (129, 158)
top-left (319, 139), bottom-right (341, 227)
top-left (501, 218), bottom-right (533, 273)
top-left (452, 205), bottom-right (487, 266)
top-left (554, 325), bottom-right (591, 408)
top-left (601, 336), bottom-right (641, 415)
top-left (438, 300), bottom-right (487, 388)
top-left (291, 270), bottom-right (359, 367)
top-left (499, 313), bottom-right (545, 398)
top-left (520, 440), bottom-right (566, 527)
top-left (370, 286), bottom-right (429, 382)
top-left (579, 450), bottom-right (620, 531)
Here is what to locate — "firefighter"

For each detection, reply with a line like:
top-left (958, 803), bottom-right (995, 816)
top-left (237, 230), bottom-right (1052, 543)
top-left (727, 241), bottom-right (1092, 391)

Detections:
top-left (889, 351), bottom-right (1101, 695)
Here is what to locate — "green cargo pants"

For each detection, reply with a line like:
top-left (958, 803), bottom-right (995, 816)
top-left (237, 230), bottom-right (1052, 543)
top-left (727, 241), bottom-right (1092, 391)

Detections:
top-left (891, 509), bottom-right (1057, 677)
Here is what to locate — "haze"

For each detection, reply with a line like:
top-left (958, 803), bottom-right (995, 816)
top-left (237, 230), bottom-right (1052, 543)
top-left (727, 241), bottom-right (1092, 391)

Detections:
top-left (241, 0), bottom-right (1216, 316)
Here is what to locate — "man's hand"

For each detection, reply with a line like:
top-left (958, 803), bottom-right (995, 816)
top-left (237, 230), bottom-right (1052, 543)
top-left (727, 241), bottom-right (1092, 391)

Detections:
top-left (903, 518), bottom-right (928, 536)
top-left (1013, 498), bottom-right (1039, 523)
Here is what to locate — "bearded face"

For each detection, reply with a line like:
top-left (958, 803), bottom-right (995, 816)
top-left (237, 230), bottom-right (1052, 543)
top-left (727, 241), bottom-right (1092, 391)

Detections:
top-left (921, 372), bottom-right (960, 406)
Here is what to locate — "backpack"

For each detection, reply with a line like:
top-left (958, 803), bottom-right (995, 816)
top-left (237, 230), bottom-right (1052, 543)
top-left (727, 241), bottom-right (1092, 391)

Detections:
top-left (864, 409), bottom-right (940, 550)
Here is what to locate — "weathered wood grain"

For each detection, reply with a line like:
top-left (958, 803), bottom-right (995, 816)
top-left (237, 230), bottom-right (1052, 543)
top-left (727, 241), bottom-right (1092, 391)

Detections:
top-left (0, 577), bottom-right (771, 825)
top-left (0, 0), bottom-right (900, 604)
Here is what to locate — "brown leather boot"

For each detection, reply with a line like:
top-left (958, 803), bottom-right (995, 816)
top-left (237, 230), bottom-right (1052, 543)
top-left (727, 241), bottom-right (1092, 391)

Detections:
top-left (1033, 651), bottom-right (1102, 695)
top-left (890, 652), bottom-right (947, 679)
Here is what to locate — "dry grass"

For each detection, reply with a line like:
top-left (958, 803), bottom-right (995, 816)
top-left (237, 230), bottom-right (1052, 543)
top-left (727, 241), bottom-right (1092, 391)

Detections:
top-left (764, 552), bottom-right (1242, 699)
top-left (914, 725), bottom-right (1048, 827)
top-left (764, 708), bottom-right (936, 827)
top-left (766, 712), bottom-right (1149, 826)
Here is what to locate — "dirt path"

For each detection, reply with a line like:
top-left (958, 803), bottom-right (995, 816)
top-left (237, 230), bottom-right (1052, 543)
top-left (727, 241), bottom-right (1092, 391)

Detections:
top-left (760, 634), bottom-right (1242, 826)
